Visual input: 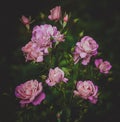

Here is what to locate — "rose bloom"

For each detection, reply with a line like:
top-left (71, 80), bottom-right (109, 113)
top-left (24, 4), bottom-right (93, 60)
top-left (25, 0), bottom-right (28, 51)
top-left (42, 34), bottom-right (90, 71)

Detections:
top-left (31, 25), bottom-right (52, 54)
top-left (31, 24), bottom-right (64, 53)
top-left (22, 41), bottom-right (44, 62)
top-left (95, 59), bottom-right (112, 74)
top-left (52, 30), bottom-right (64, 42)
top-left (15, 80), bottom-right (46, 107)
top-left (73, 36), bottom-right (99, 65)
top-left (48, 6), bottom-right (62, 21)
top-left (46, 67), bottom-right (68, 86)
top-left (74, 80), bottom-right (98, 104)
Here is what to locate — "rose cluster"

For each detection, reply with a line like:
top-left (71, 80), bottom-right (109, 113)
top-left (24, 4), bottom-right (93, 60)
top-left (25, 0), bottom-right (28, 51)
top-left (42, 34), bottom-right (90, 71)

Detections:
top-left (15, 67), bottom-right (68, 106)
top-left (15, 6), bottom-right (112, 107)
top-left (22, 24), bottom-right (64, 62)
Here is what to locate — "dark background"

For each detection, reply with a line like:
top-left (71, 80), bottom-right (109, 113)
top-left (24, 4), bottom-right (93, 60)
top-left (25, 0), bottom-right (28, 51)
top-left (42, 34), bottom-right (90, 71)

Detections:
top-left (0, 0), bottom-right (120, 122)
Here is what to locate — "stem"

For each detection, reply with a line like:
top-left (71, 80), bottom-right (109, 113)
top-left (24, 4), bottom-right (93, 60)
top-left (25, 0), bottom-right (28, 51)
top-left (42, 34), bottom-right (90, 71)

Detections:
top-left (57, 118), bottom-right (61, 122)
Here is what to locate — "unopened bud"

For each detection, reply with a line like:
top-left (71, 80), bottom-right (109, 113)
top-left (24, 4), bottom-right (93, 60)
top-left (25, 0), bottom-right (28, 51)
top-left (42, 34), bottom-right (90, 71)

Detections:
top-left (21, 15), bottom-right (30, 25)
top-left (63, 14), bottom-right (68, 22)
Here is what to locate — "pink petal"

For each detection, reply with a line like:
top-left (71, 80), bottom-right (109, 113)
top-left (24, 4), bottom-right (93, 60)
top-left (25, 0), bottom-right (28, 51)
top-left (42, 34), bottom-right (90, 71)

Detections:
top-left (63, 78), bottom-right (68, 83)
top-left (80, 52), bottom-right (87, 58)
top-left (95, 59), bottom-right (103, 68)
top-left (37, 56), bottom-right (43, 62)
top-left (88, 96), bottom-right (98, 104)
top-left (82, 56), bottom-right (91, 65)
top-left (32, 92), bottom-right (46, 106)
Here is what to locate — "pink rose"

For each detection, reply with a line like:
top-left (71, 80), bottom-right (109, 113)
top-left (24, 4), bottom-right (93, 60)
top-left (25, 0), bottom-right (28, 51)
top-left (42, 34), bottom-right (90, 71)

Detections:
top-left (46, 67), bottom-right (68, 86)
top-left (95, 59), bottom-right (112, 74)
top-left (21, 15), bottom-right (30, 25)
top-left (73, 36), bottom-right (99, 65)
top-left (31, 24), bottom-right (64, 48)
top-left (15, 80), bottom-right (46, 107)
top-left (74, 80), bottom-right (98, 104)
top-left (48, 6), bottom-right (62, 21)
top-left (31, 25), bottom-right (52, 53)
top-left (53, 30), bottom-right (64, 42)
top-left (22, 41), bottom-right (44, 62)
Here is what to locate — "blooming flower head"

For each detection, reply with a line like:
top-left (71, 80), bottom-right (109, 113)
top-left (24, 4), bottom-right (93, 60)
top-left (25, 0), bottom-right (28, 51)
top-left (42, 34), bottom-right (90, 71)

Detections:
top-left (31, 24), bottom-right (53, 53)
top-left (46, 67), bottom-right (68, 86)
top-left (31, 24), bottom-right (64, 51)
top-left (15, 80), bottom-right (46, 107)
top-left (95, 59), bottom-right (112, 74)
top-left (74, 80), bottom-right (98, 104)
top-left (48, 6), bottom-right (62, 21)
top-left (21, 41), bottom-right (44, 62)
top-left (73, 36), bottom-right (99, 65)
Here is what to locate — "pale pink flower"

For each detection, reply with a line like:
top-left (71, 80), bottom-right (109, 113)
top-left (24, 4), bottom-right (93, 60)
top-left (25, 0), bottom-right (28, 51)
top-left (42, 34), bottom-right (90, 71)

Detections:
top-left (53, 30), bottom-right (64, 42)
top-left (22, 41), bottom-right (44, 62)
top-left (95, 59), bottom-right (112, 74)
top-left (73, 36), bottom-right (99, 65)
top-left (74, 80), bottom-right (98, 104)
top-left (48, 6), bottom-right (62, 21)
top-left (31, 24), bottom-right (64, 50)
top-left (31, 25), bottom-right (52, 54)
top-left (15, 80), bottom-right (46, 107)
top-left (46, 67), bottom-right (68, 86)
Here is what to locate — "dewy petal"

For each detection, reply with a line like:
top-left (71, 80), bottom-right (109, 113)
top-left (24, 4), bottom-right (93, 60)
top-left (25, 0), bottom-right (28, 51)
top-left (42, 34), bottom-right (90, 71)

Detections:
top-left (32, 92), bottom-right (46, 106)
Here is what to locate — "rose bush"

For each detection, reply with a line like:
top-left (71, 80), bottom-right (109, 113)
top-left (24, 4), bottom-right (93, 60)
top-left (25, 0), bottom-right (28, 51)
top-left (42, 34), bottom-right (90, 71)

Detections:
top-left (14, 4), bottom-right (112, 122)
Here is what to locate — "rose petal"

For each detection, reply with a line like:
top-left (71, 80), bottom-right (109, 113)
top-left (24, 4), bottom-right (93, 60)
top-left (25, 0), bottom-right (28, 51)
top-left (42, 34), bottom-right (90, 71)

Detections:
top-left (32, 92), bottom-right (46, 106)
